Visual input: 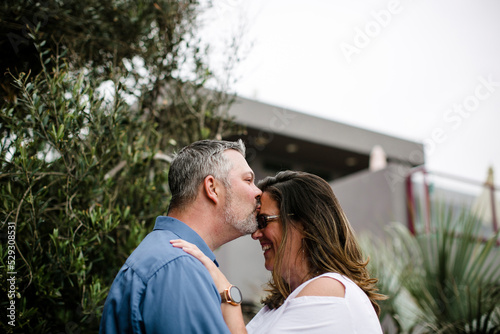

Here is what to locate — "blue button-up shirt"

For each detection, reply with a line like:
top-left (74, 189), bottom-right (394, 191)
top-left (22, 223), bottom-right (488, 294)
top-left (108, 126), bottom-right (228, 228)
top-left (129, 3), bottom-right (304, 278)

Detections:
top-left (100, 216), bottom-right (230, 333)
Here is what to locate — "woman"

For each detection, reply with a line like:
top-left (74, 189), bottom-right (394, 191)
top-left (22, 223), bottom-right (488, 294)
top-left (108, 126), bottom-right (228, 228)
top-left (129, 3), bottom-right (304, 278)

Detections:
top-left (172, 171), bottom-right (385, 333)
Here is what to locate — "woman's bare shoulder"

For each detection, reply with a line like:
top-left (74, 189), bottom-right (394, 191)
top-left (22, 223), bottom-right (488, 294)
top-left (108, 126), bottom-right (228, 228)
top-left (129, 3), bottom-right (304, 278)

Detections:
top-left (296, 276), bottom-right (346, 298)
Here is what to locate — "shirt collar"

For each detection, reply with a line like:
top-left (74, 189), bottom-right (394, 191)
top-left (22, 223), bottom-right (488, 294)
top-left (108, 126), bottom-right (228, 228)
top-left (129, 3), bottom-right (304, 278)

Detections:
top-left (153, 216), bottom-right (219, 267)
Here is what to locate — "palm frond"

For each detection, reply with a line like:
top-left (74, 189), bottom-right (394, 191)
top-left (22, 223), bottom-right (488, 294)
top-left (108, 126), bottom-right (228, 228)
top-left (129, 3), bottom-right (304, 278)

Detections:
top-left (362, 202), bottom-right (500, 333)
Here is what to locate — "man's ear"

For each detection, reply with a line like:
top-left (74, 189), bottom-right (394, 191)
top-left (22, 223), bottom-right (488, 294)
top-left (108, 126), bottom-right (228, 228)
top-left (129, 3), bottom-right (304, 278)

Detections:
top-left (203, 175), bottom-right (219, 204)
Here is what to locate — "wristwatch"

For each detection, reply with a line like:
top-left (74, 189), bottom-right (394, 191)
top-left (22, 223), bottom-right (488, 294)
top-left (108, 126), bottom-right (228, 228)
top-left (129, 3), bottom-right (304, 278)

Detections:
top-left (220, 285), bottom-right (242, 306)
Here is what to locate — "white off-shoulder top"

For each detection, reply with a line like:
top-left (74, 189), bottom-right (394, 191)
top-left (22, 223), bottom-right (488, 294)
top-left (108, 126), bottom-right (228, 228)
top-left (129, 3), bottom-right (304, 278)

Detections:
top-left (246, 272), bottom-right (383, 333)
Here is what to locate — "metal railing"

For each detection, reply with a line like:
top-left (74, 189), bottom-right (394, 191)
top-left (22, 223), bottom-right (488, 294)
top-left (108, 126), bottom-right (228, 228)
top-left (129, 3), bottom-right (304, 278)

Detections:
top-left (406, 166), bottom-right (499, 239)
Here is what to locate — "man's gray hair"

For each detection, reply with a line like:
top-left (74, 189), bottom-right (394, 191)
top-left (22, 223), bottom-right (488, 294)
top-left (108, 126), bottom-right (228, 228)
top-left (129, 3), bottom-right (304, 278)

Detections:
top-left (167, 139), bottom-right (246, 212)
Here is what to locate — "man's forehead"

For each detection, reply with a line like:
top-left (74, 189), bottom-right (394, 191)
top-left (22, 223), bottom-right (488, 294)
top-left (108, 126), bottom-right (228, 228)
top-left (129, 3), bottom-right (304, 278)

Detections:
top-left (224, 150), bottom-right (252, 174)
top-left (224, 149), bottom-right (245, 164)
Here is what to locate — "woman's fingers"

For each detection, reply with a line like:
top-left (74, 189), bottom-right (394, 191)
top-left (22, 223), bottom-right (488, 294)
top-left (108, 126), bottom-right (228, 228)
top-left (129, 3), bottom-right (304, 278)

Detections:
top-left (170, 239), bottom-right (231, 291)
top-left (170, 239), bottom-right (213, 267)
top-left (170, 239), bottom-right (198, 249)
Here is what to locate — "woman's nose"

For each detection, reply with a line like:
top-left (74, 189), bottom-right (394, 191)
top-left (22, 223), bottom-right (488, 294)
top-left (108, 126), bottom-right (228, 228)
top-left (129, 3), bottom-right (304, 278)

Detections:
top-left (251, 228), bottom-right (262, 240)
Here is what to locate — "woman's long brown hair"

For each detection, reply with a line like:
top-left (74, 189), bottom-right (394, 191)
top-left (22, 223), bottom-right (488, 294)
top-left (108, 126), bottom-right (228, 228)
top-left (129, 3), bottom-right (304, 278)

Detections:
top-left (258, 171), bottom-right (386, 315)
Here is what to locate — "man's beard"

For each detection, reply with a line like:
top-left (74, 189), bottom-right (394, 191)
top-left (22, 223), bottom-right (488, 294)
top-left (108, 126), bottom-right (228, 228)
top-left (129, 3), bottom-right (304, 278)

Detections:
top-left (224, 188), bottom-right (258, 235)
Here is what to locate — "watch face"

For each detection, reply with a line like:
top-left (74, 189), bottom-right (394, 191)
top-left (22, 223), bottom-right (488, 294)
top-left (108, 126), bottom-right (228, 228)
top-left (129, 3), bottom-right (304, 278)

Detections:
top-left (229, 286), bottom-right (242, 304)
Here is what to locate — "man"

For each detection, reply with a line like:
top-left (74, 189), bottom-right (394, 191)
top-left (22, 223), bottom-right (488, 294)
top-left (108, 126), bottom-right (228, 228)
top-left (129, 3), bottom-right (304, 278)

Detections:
top-left (100, 139), bottom-right (261, 333)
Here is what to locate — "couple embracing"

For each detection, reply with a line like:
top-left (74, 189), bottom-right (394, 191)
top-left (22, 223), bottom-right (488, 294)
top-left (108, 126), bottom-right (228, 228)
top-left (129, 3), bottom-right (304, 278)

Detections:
top-left (100, 139), bottom-right (385, 333)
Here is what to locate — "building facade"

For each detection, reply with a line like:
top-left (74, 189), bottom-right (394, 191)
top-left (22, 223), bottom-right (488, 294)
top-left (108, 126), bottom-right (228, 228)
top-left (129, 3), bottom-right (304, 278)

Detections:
top-left (219, 96), bottom-right (425, 304)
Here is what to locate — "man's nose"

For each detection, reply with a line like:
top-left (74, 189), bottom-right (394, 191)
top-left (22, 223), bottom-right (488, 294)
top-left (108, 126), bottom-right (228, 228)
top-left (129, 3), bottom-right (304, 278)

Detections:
top-left (253, 184), bottom-right (262, 198)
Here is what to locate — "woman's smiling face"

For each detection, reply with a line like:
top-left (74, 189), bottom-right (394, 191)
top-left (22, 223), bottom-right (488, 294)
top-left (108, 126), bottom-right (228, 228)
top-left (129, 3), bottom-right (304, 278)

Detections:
top-left (251, 192), bottom-right (306, 286)
top-left (252, 192), bottom-right (282, 271)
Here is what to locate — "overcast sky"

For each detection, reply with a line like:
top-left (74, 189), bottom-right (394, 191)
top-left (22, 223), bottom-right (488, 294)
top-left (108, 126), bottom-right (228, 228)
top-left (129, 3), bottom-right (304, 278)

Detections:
top-left (201, 0), bottom-right (500, 189)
